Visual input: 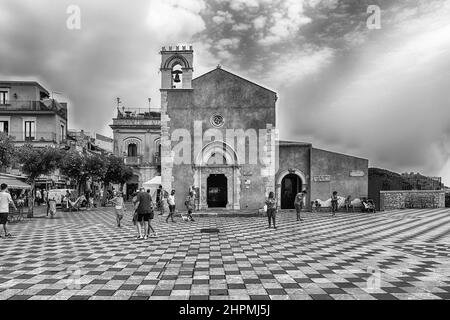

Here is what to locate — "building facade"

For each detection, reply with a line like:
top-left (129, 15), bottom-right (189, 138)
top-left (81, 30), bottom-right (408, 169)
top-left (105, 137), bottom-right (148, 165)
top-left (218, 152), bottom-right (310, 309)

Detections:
top-left (158, 46), bottom-right (368, 210)
top-left (110, 107), bottom-right (161, 198)
top-left (109, 46), bottom-right (369, 209)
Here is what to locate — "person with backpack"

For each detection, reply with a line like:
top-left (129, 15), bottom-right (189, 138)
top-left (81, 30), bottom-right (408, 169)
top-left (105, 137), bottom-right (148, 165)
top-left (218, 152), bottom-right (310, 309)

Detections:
top-left (265, 192), bottom-right (277, 229)
top-left (184, 191), bottom-right (195, 222)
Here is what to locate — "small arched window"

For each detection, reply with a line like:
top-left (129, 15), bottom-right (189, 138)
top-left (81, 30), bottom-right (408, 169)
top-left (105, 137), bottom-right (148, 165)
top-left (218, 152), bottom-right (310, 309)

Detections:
top-left (128, 143), bottom-right (138, 157)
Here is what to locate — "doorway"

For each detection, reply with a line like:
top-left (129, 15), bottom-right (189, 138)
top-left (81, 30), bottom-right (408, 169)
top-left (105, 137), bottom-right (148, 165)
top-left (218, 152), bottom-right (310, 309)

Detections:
top-left (281, 174), bottom-right (302, 209)
top-left (207, 174), bottom-right (228, 208)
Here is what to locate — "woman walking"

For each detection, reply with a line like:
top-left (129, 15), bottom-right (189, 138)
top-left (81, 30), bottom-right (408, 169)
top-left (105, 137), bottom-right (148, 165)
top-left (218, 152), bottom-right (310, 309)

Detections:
top-left (166, 190), bottom-right (176, 223)
top-left (265, 192), bottom-right (277, 229)
top-left (48, 196), bottom-right (57, 218)
top-left (331, 191), bottom-right (338, 217)
top-left (111, 191), bottom-right (126, 227)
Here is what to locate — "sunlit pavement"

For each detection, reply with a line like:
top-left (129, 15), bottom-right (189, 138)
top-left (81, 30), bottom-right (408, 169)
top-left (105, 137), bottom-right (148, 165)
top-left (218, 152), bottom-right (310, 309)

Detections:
top-left (1, 206), bottom-right (449, 300)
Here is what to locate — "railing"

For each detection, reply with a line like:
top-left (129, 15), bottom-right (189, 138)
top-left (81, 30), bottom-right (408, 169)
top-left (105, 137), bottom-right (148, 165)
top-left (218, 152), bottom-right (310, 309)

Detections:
top-left (116, 107), bottom-right (161, 120)
top-left (124, 153), bottom-right (161, 166)
top-left (8, 131), bottom-right (58, 143)
top-left (0, 100), bottom-right (67, 118)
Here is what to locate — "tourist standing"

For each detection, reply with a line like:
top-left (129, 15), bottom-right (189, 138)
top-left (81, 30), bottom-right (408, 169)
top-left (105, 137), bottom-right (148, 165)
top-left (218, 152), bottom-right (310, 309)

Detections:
top-left (156, 185), bottom-right (162, 215)
top-left (48, 196), bottom-right (57, 218)
top-left (134, 188), bottom-right (152, 239)
top-left (331, 191), bottom-right (338, 217)
top-left (0, 184), bottom-right (17, 238)
top-left (294, 190), bottom-right (305, 221)
top-left (111, 191), bottom-right (126, 227)
top-left (35, 189), bottom-right (42, 206)
top-left (184, 191), bottom-right (195, 222)
top-left (166, 190), bottom-right (176, 223)
top-left (265, 192), bottom-right (277, 229)
top-left (160, 190), bottom-right (168, 216)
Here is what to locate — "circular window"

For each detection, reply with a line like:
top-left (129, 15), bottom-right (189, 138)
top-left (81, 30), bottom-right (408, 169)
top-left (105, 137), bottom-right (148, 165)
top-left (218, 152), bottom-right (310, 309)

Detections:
top-left (210, 114), bottom-right (225, 128)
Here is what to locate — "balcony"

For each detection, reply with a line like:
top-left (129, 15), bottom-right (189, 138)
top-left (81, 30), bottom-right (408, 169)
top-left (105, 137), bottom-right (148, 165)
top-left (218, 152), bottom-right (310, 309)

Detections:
top-left (124, 155), bottom-right (143, 166)
top-left (8, 131), bottom-right (59, 144)
top-left (123, 153), bottom-right (161, 167)
top-left (0, 100), bottom-right (67, 118)
top-left (116, 107), bottom-right (161, 120)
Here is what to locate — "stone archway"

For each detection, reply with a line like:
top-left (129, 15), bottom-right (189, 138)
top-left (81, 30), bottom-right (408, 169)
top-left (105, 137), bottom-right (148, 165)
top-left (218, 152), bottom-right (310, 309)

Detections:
top-left (276, 168), bottom-right (308, 209)
top-left (193, 141), bottom-right (241, 210)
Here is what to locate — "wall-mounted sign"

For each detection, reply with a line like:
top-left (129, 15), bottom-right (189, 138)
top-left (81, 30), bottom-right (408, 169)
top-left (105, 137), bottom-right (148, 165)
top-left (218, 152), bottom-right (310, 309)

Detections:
top-left (350, 170), bottom-right (365, 177)
top-left (243, 171), bottom-right (253, 176)
top-left (313, 175), bottom-right (331, 182)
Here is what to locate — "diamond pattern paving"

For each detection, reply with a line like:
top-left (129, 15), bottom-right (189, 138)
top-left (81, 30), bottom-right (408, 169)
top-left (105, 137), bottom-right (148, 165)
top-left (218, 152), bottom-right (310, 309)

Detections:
top-left (1, 207), bottom-right (450, 300)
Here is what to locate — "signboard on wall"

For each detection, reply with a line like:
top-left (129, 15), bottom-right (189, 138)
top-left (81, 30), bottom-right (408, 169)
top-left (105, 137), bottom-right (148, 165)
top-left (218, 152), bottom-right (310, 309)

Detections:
top-left (313, 175), bottom-right (331, 182)
top-left (350, 170), bottom-right (365, 177)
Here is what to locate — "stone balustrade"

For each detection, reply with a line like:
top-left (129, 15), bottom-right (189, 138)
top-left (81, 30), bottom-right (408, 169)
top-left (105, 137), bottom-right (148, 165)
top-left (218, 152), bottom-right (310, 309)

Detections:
top-left (380, 190), bottom-right (445, 210)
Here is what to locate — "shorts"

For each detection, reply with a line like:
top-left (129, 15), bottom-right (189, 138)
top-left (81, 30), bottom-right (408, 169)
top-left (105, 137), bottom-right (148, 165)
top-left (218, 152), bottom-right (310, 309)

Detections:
top-left (137, 213), bottom-right (150, 222)
top-left (0, 212), bottom-right (8, 224)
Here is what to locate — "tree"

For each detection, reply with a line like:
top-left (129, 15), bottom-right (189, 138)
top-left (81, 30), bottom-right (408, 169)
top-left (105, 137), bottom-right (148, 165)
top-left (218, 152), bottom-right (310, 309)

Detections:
top-left (0, 132), bottom-right (15, 170)
top-left (59, 151), bottom-right (85, 193)
top-left (59, 151), bottom-right (107, 194)
top-left (15, 145), bottom-right (63, 215)
top-left (101, 155), bottom-right (133, 205)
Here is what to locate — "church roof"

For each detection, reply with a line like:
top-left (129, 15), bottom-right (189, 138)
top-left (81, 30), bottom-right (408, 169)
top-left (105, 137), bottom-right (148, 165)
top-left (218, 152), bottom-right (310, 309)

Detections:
top-left (192, 67), bottom-right (277, 95)
top-left (279, 140), bottom-right (312, 147)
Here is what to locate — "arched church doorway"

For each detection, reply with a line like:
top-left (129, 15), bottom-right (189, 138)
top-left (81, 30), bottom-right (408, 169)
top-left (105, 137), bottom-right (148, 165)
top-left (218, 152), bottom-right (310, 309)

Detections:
top-left (207, 174), bottom-right (228, 208)
top-left (281, 174), bottom-right (302, 209)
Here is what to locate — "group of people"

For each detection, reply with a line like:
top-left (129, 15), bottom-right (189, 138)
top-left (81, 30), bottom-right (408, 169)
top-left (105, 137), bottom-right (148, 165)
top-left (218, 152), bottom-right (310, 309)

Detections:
top-left (107, 185), bottom-right (197, 240)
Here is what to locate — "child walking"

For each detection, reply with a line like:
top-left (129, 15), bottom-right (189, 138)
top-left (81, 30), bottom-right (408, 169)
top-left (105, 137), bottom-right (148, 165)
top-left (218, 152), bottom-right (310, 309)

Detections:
top-left (111, 192), bottom-right (126, 227)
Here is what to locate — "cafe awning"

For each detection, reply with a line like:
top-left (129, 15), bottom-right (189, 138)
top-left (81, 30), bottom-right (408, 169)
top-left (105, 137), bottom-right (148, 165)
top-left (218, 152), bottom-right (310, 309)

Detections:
top-left (0, 176), bottom-right (31, 189)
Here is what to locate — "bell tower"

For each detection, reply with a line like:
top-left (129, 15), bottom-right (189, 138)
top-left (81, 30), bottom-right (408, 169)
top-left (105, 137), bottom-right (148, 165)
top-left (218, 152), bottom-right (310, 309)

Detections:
top-left (160, 45), bottom-right (194, 192)
top-left (160, 45), bottom-right (193, 89)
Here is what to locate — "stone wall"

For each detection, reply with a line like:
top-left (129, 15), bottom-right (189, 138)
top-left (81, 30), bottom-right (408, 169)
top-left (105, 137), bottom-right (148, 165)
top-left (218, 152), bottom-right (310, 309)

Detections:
top-left (380, 190), bottom-right (445, 210)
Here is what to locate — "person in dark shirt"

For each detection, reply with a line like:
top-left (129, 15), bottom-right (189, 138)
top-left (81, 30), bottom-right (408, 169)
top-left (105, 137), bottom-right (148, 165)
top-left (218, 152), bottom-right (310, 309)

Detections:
top-left (134, 188), bottom-right (153, 240)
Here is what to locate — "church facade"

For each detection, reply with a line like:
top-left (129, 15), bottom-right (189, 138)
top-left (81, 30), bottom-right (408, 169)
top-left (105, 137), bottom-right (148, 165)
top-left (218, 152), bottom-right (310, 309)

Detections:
top-left (158, 46), bottom-right (369, 211)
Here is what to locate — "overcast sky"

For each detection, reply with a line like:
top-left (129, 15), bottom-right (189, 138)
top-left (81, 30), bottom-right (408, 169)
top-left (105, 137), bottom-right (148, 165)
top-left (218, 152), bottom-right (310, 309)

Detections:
top-left (0, 0), bottom-right (449, 184)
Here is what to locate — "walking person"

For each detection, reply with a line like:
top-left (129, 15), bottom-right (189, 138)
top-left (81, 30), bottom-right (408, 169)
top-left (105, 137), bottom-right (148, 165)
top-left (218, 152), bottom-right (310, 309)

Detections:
top-left (0, 184), bottom-right (17, 238)
top-left (331, 191), bottom-right (338, 217)
top-left (111, 191), bottom-right (126, 227)
top-left (146, 189), bottom-right (157, 237)
top-left (184, 191), bottom-right (195, 222)
top-left (156, 185), bottom-right (163, 215)
top-left (134, 188), bottom-right (152, 239)
top-left (160, 190), bottom-right (168, 217)
top-left (166, 190), bottom-right (176, 223)
top-left (48, 196), bottom-right (57, 218)
top-left (265, 192), bottom-right (277, 229)
top-left (35, 188), bottom-right (42, 206)
top-left (294, 190), bottom-right (306, 221)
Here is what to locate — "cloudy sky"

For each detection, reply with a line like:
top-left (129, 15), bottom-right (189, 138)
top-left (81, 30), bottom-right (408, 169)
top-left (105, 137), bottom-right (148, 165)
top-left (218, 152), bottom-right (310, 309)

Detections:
top-left (0, 0), bottom-right (449, 184)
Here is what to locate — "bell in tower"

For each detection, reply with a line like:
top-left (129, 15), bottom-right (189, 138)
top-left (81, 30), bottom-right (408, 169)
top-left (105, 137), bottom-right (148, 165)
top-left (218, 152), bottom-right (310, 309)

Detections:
top-left (160, 45), bottom-right (194, 90)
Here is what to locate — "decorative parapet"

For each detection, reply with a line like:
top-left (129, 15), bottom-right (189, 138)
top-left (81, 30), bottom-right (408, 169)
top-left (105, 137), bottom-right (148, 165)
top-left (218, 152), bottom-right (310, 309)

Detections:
top-left (380, 190), bottom-right (445, 211)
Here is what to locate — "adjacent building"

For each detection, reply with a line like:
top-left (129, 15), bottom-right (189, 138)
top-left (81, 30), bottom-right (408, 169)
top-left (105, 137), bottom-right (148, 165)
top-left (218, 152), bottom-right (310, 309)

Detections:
top-left (0, 81), bottom-right (68, 148)
top-left (110, 107), bottom-right (161, 198)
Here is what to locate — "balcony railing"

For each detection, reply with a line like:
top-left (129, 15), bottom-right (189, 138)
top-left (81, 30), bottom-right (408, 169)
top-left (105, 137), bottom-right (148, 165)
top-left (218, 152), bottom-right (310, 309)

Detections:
top-left (0, 100), bottom-right (67, 118)
top-left (124, 153), bottom-right (161, 166)
top-left (8, 131), bottom-right (59, 143)
top-left (116, 107), bottom-right (161, 120)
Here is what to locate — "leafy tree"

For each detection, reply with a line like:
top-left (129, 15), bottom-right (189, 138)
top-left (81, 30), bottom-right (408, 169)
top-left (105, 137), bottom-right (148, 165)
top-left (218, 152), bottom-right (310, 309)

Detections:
top-left (101, 155), bottom-right (133, 205)
top-left (0, 132), bottom-right (15, 170)
top-left (15, 145), bottom-right (63, 215)
top-left (59, 151), bottom-right (85, 192)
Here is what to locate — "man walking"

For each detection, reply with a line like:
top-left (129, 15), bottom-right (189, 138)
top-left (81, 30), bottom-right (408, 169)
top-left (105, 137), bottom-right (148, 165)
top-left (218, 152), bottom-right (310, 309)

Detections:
top-left (0, 184), bottom-right (17, 238)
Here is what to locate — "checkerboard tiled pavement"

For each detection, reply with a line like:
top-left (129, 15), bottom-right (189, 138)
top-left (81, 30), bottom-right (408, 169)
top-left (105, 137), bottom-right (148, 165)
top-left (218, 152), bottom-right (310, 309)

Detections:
top-left (1, 206), bottom-right (450, 300)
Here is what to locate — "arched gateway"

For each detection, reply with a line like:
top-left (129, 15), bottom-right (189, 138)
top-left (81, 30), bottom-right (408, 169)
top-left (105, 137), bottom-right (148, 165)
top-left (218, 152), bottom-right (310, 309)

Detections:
top-left (193, 141), bottom-right (241, 210)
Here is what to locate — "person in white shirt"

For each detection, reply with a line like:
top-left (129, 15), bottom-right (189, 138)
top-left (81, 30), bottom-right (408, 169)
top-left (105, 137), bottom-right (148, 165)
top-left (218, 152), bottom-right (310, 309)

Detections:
top-left (166, 190), bottom-right (176, 223)
top-left (0, 183), bottom-right (17, 238)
